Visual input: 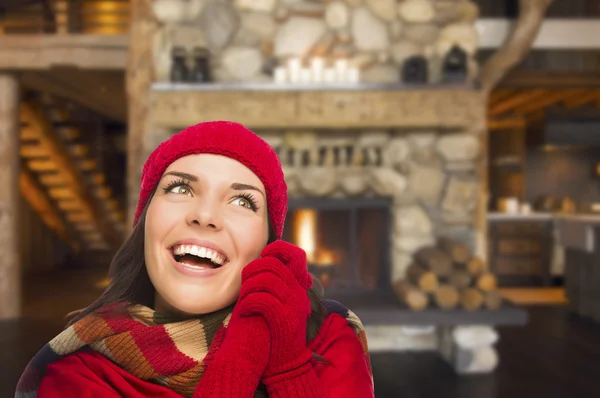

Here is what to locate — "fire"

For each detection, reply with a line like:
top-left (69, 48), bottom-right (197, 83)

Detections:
top-left (293, 209), bottom-right (317, 263)
top-left (292, 209), bottom-right (339, 266)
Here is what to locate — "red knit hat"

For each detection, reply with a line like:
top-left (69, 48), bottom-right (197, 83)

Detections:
top-left (134, 121), bottom-right (288, 239)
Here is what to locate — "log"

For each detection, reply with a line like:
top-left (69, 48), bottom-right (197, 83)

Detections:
top-left (476, 273), bottom-right (498, 292)
top-left (466, 257), bottom-right (486, 276)
top-left (393, 280), bottom-right (429, 311)
top-left (483, 290), bottom-right (503, 310)
top-left (405, 263), bottom-right (439, 293)
top-left (459, 288), bottom-right (484, 311)
top-left (414, 247), bottom-right (453, 277)
top-left (438, 237), bottom-right (471, 264)
top-left (433, 284), bottom-right (459, 310)
top-left (449, 270), bottom-right (472, 290)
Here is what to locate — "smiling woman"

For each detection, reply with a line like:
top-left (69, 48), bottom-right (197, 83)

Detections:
top-left (16, 121), bottom-right (374, 398)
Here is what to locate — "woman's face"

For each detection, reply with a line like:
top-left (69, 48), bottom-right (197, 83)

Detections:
top-left (144, 154), bottom-right (270, 316)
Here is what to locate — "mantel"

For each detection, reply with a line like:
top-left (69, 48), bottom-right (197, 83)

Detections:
top-left (149, 83), bottom-right (485, 130)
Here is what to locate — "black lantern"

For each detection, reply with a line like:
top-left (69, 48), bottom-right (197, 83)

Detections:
top-left (442, 45), bottom-right (468, 83)
top-left (190, 47), bottom-right (211, 83)
top-left (170, 46), bottom-right (189, 83)
top-left (402, 55), bottom-right (428, 84)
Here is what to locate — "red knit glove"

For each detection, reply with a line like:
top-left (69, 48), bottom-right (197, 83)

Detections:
top-left (237, 241), bottom-right (321, 392)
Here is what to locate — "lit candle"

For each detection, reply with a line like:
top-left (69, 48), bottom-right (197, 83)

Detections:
top-left (273, 67), bottom-right (287, 83)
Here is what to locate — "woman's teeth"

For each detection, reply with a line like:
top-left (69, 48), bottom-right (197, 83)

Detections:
top-left (172, 244), bottom-right (226, 266)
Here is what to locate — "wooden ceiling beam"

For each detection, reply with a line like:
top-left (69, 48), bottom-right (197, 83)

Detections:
top-left (20, 102), bottom-right (124, 249)
top-left (489, 89), bottom-right (515, 106)
top-left (19, 166), bottom-right (78, 250)
top-left (563, 90), bottom-right (600, 109)
top-left (500, 70), bottom-right (600, 89)
top-left (489, 89), bottom-right (548, 116)
top-left (488, 117), bottom-right (527, 130)
top-left (514, 89), bottom-right (589, 115)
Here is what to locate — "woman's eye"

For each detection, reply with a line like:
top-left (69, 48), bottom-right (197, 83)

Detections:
top-left (170, 185), bottom-right (191, 196)
top-left (232, 197), bottom-right (252, 209)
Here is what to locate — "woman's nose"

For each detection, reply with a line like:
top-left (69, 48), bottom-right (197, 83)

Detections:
top-left (185, 197), bottom-right (223, 230)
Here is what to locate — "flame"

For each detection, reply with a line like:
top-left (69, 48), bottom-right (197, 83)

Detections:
top-left (292, 209), bottom-right (340, 267)
top-left (293, 209), bottom-right (317, 264)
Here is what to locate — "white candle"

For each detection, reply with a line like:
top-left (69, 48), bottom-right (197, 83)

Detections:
top-left (311, 57), bottom-right (324, 83)
top-left (323, 68), bottom-right (337, 84)
top-left (287, 57), bottom-right (302, 83)
top-left (273, 67), bottom-right (287, 83)
top-left (347, 67), bottom-right (360, 83)
top-left (334, 59), bottom-right (348, 82)
top-left (299, 68), bottom-right (312, 83)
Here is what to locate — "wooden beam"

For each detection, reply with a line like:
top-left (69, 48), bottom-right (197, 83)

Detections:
top-left (489, 89), bottom-right (516, 106)
top-left (19, 70), bottom-right (126, 122)
top-left (480, 0), bottom-right (553, 93)
top-left (563, 90), bottom-right (600, 109)
top-left (19, 167), bottom-right (78, 250)
top-left (500, 70), bottom-right (600, 88)
top-left (20, 102), bottom-right (123, 249)
top-left (489, 89), bottom-right (547, 116)
top-left (513, 89), bottom-right (589, 115)
top-left (0, 35), bottom-right (128, 70)
top-left (488, 117), bottom-right (527, 130)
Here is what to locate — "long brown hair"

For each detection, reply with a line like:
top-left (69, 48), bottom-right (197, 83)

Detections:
top-left (68, 192), bottom-right (327, 343)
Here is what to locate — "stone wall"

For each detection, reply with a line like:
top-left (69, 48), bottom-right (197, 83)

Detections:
top-left (152, 0), bottom-right (480, 83)
top-left (260, 128), bottom-right (481, 286)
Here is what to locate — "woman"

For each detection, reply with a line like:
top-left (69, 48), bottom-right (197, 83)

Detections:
top-left (16, 121), bottom-right (374, 397)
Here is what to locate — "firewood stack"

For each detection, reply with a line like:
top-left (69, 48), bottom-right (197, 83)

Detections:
top-left (394, 237), bottom-right (503, 312)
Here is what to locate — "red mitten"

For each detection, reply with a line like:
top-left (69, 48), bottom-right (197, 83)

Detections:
top-left (237, 241), bottom-right (316, 388)
top-left (194, 298), bottom-right (271, 397)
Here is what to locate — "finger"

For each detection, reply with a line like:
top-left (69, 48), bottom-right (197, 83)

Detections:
top-left (261, 242), bottom-right (312, 291)
top-left (239, 273), bottom-right (289, 303)
top-left (237, 292), bottom-right (284, 321)
top-left (243, 257), bottom-right (301, 290)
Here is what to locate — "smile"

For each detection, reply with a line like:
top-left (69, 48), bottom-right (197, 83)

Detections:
top-left (170, 243), bottom-right (229, 269)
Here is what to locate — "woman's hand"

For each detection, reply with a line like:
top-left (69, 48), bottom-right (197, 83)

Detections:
top-left (237, 240), bottom-right (314, 385)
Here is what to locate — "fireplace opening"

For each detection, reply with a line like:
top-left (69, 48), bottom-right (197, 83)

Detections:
top-left (283, 198), bottom-right (392, 298)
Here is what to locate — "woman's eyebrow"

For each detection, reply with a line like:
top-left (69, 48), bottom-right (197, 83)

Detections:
top-left (230, 183), bottom-right (265, 199)
top-left (161, 171), bottom-right (198, 181)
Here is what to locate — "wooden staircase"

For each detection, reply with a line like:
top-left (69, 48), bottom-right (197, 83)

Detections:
top-left (19, 93), bottom-right (126, 252)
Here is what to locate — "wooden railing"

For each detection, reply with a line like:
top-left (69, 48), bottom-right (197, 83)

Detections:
top-left (0, 0), bottom-right (130, 35)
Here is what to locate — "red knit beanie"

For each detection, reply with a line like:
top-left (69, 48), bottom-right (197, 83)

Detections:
top-left (134, 121), bottom-right (288, 239)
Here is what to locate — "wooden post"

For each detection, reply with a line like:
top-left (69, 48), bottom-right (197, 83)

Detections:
top-left (0, 74), bottom-right (21, 319)
top-left (126, 0), bottom-right (158, 227)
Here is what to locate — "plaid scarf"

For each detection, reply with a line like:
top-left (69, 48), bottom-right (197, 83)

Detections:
top-left (15, 300), bottom-right (371, 397)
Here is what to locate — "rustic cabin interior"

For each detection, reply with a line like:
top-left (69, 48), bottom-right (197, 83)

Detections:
top-left (1, 0), bottom-right (600, 397)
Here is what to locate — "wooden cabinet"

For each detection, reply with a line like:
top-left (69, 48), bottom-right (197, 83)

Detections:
top-left (488, 217), bottom-right (553, 286)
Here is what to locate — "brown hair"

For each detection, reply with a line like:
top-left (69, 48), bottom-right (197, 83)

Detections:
top-left (68, 191), bottom-right (327, 344)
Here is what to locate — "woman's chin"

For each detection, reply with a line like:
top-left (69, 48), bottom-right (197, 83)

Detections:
top-left (159, 294), bottom-right (235, 317)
